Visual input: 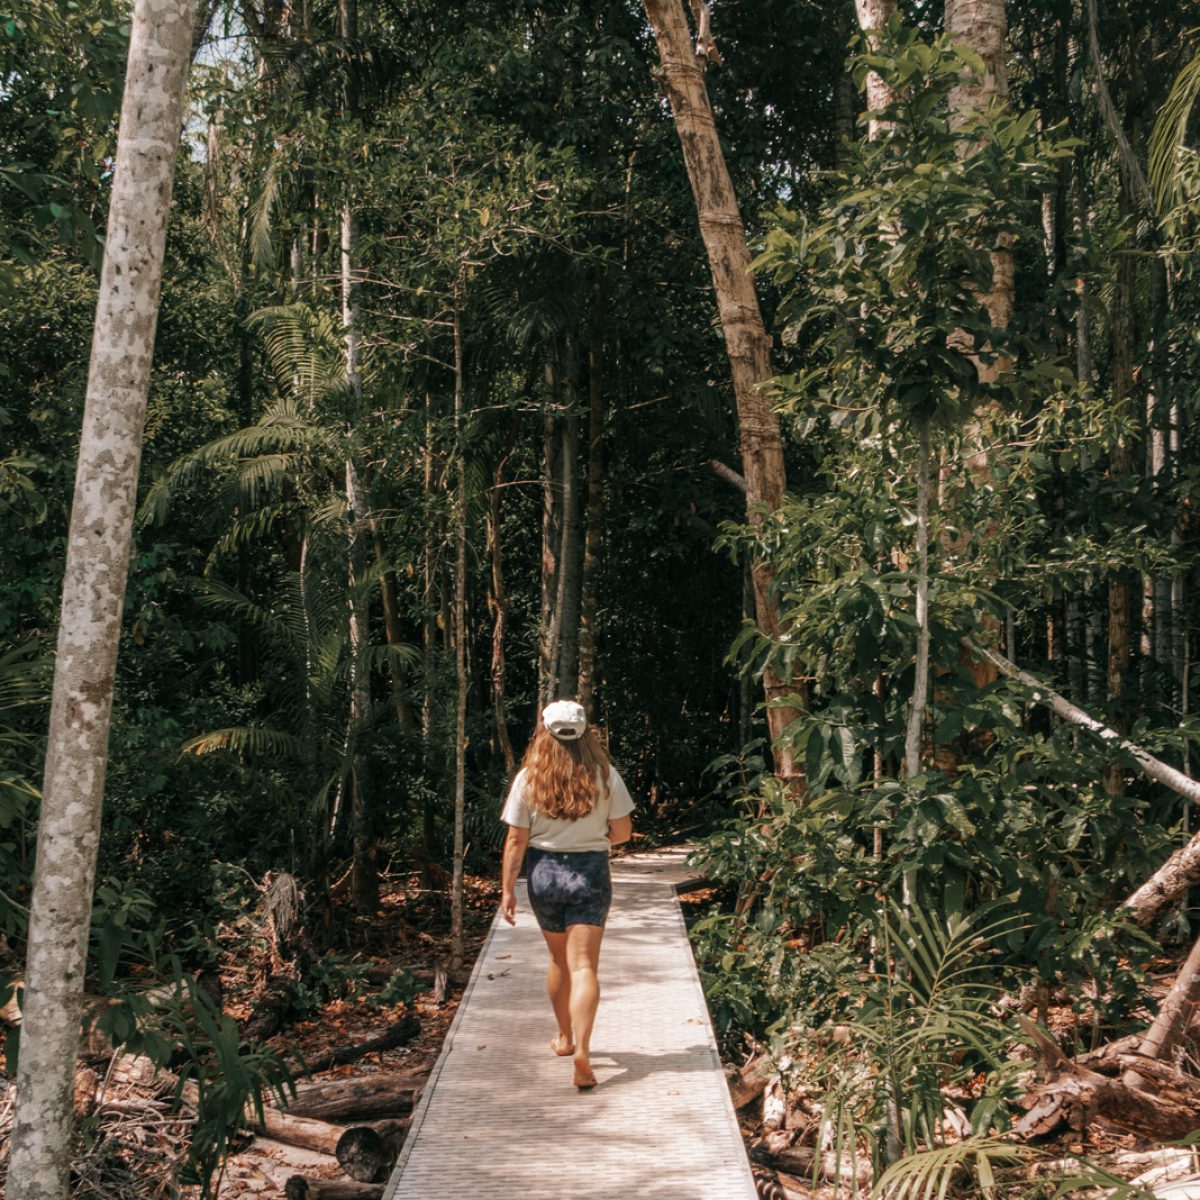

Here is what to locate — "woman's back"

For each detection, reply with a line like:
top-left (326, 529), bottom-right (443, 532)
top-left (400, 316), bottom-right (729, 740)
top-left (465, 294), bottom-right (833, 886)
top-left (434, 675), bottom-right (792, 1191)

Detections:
top-left (501, 764), bottom-right (634, 852)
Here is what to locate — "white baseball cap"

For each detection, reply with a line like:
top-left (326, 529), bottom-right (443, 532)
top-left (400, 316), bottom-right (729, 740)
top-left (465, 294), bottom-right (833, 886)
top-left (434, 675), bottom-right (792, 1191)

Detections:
top-left (542, 699), bottom-right (587, 740)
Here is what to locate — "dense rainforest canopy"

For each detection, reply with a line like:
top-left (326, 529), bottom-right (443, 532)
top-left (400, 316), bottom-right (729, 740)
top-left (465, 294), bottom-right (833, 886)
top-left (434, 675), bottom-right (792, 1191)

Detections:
top-left (8, 0), bottom-right (1200, 1193)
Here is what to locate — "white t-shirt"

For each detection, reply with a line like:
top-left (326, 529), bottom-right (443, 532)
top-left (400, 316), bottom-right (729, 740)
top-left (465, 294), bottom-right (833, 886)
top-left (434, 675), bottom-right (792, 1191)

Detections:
top-left (501, 765), bottom-right (635, 853)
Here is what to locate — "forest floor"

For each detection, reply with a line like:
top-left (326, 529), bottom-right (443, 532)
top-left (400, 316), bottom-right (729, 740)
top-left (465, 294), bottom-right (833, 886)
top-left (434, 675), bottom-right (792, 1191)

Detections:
top-left (214, 868), bottom-right (501, 1195)
top-left (6, 853), bottom-right (1196, 1198)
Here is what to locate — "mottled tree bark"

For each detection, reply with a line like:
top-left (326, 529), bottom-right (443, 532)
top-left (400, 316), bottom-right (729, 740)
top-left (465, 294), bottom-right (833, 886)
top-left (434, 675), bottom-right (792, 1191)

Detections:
top-left (643, 0), bottom-right (803, 789)
top-left (8, 0), bottom-right (198, 1194)
top-left (904, 427), bottom-right (932, 783)
top-left (854, 0), bottom-right (897, 140)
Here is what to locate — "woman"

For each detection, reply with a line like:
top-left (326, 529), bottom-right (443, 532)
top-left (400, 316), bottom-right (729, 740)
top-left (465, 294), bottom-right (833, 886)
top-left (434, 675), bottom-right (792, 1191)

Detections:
top-left (499, 699), bottom-right (635, 1089)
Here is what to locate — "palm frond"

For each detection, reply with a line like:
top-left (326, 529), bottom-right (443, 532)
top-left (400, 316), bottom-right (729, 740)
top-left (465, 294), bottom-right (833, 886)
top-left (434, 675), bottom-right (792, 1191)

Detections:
top-left (138, 412), bottom-right (320, 527)
top-left (182, 725), bottom-right (316, 761)
top-left (248, 152), bottom-right (285, 269)
top-left (249, 304), bottom-right (357, 402)
top-left (193, 579), bottom-right (306, 655)
top-left (873, 1136), bottom-right (1029, 1200)
top-left (1150, 41), bottom-right (1200, 219)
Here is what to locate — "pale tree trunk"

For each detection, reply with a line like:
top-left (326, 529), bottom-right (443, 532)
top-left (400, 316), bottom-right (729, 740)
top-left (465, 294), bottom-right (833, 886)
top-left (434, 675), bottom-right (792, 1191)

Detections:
top-left (944, 0), bottom-right (1013, 363)
top-left (336, 0), bottom-right (375, 913)
top-left (643, 0), bottom-right (803, 789)
top-left (943, 0), bottom-right (1011, 691)
top-left (419, 391), bottom-right (439, 877)
top-left (854, 0), bottom-right (897, 140)
top-left (904, 426), bottom-right (932, 783)
top-left (577, 279), bottom-right (607, 719)
top-left (449, 287), bottom-right (467, 971)
top-left (8, 0), bottom-right (198, 1194)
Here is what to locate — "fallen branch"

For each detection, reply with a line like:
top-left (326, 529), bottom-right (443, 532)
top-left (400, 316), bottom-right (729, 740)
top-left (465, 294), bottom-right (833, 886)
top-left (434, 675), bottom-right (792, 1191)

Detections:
top-left (969, 640), bottom-right (1200, 929)
top-left (1125, 929), bottom-right (1200, 1087)
top-left (298, 1014), bottom-right (420, 1074)
top-left (709, 458), bottom-right (748, 494)
top-left (968, 641), bottom-right (1200, 806)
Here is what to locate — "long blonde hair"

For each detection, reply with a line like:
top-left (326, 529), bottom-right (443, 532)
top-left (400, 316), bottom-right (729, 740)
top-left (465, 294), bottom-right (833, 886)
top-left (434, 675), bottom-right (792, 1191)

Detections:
top-left (520, 724), bottom-right (611, 819)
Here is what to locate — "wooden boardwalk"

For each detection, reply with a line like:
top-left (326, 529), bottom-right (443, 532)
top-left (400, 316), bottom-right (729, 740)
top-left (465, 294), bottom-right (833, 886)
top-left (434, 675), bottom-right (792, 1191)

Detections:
top-left (384, 847), bottom-right (756, 1199)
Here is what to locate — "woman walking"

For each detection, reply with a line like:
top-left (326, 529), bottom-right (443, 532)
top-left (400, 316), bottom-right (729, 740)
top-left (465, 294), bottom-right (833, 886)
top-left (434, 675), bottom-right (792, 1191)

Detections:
top-left (499, 700), bottom-right (635, 1089)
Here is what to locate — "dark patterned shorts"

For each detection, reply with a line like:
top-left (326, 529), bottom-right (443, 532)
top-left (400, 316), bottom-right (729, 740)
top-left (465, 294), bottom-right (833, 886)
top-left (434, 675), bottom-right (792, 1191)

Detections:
top-left (525, 847), bottom-right (612, 933)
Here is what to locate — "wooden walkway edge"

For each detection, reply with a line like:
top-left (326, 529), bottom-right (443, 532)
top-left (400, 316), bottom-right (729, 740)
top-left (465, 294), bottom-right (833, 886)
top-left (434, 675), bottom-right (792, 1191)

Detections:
top-left (383, 846), bottom-right (756, 1199)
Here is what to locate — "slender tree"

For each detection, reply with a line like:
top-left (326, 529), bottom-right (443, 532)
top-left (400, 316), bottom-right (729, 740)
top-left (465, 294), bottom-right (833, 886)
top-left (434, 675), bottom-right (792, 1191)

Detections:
top-left (8, 0), bottom-right (198, 1194)
top-left (642, 0), bottom-right (804, 788)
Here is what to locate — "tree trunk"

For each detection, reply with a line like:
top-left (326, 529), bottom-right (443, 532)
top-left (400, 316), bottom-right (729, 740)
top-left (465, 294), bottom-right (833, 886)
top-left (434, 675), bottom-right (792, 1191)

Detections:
top-left (1105, 189), bottom-right (1139, 797)
top-left (7, 3), bottom-right (197, 1196)
top-left (642, 0), bottom-right (803, 789)
top-left (420, 391), bottom-right (439, 876)
top-left (277, 1073), bottom-right (423, 1121)
top-left (577, 278), bottom-right (607, 720)
top-left (449, 286), bottom-right (467, 971)
top-left (554, 354), bottom-right (582, 698)
top-left (488, 417), bottom-right (518, 775)
top-left (854, 0), bottom-right (897, 140)
top-left (373, 526), bottom-right (416, 731)
top-left (539, 354), bottom-right (563, 706)
top-left (904, 426), bottom-right (932, 783)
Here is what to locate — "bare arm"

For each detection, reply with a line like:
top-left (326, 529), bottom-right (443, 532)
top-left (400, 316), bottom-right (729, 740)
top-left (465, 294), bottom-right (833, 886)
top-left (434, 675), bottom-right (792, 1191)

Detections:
top-left (500, 825), bottom-right (530, 924)
top-left (608, 815), bottom-right (632, 847)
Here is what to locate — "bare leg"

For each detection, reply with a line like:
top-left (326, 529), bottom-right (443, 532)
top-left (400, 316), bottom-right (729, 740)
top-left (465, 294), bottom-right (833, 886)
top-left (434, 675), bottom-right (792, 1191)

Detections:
top-left (566, 923), bottom-right (604, 1087)
top-left (540, 929), bottom-right (573, 1052)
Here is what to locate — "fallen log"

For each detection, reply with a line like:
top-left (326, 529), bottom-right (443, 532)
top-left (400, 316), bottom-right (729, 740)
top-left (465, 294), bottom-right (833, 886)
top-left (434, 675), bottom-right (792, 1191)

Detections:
top-left (280, 1071), bottom-right (425, 1121)
top-left (241, 974), bottom-right (298, 1045)
top-left (361, 960), bottom-right (470, 988)
top-left (284, 1179), bottom-right (384, 1200)
top-left (727, 1053), bottom-right (773, 1109)
top-left (1126, 930), bottom-right (1200, 1088)
top-left (750, 1163), bottom-right (809, 1200)
top-left (751, 1136), bottom-right (873, 1186)
top-left (299, 1014), bottom-right (420, 1074)
top-left (335, 1118), bottom-right (410, 1183)
top-left (182, 1079), bottom-right (386, 1159)
top-left (1014, 1017), bottom-right (1200, 1141)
